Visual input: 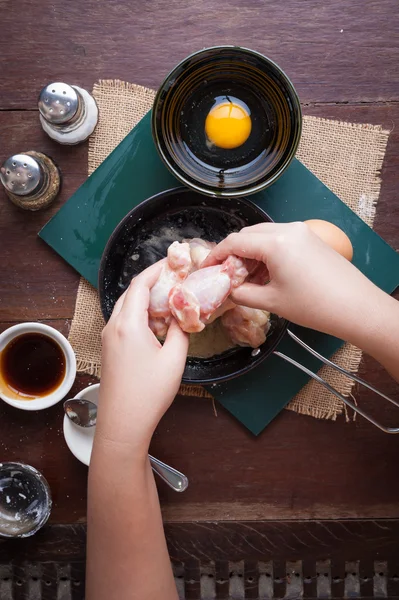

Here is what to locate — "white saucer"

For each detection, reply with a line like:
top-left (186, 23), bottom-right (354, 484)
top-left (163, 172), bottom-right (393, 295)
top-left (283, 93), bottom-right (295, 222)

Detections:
top-left (63, 383), bottom-right (100, 466)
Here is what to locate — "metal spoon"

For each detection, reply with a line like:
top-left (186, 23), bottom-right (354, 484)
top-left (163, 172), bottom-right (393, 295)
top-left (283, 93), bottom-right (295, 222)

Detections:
top-left (63, 398), bottom-right (188, 493)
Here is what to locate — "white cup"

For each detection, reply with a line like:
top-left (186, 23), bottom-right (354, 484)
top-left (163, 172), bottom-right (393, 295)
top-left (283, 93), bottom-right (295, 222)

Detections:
top-left (0, 323), bottom-right (76, 411)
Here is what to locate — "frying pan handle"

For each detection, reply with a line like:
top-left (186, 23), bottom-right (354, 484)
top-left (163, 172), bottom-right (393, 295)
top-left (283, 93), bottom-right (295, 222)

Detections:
top-left (273, 329), bottom-right (399, 434)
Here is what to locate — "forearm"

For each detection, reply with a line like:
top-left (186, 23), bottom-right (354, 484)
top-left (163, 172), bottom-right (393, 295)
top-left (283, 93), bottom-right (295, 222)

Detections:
top-left (325, 284), bottom-right (399, 382)
top-left (86, 440), bottom-right (177, 600)
top-left (347, 288), bottom-right (399, 381)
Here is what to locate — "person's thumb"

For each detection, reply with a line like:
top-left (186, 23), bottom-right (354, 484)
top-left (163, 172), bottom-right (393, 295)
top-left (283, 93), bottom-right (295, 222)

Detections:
top-left (163, 318), bottom-right (189, 369)
top-left (230, 282), bottom-right (277, 312)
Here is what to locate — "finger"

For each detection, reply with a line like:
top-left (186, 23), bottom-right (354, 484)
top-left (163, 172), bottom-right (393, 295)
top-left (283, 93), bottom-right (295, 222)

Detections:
top-left (239, 222), bottom-right (280, 234)
top-left (202, 232), bottom-right (271, 267)
top-left (110, 259), bottom-right (166, 323)
top-left (108, 288), bottom-right (128, 323)
top-left (239, 222), bottom-right (305, 235)
top-left (230, 282), bottom-right (276, 312)
top-left (162, 318), bottom-right (189, 367)
top-left (119, 260), bottom-right (165, 321)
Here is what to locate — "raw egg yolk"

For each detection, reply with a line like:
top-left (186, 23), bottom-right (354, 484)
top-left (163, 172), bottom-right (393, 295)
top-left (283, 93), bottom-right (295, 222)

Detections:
top-left (205, 102), bottom-right (252, 149)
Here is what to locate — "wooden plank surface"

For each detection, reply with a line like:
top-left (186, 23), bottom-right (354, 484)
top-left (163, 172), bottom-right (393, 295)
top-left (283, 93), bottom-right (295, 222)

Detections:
top-left (0, 0), bottom-right (399, 535)
top-left (1, 105), bottom-right (398, 319)
top-left (2, 521), bottom-right (399, 563)
top-left (1, 324), bottom-right (399, 524)
top-left (1, 0), bottom-right (398, 109)
top-left (1, 93), bottom-right (399, 526)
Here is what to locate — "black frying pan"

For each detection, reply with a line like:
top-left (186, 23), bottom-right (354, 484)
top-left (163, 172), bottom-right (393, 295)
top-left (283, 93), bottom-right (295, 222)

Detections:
top-left (99, 187), bottom-right (288, 384)
top-left (98, 188), bottom-right (399, 433)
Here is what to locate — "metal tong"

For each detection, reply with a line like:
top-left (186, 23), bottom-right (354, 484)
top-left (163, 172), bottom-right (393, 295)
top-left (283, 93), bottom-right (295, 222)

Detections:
top-left (275, 330), bottom-right (399, 434)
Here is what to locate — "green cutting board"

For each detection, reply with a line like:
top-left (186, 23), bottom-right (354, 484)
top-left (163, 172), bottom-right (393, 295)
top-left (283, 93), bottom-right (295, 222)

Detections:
top-left (40, 112), bottom-right (399, 435)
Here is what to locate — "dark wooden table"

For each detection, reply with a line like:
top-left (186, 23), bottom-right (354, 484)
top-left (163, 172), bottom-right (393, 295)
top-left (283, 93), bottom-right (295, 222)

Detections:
top-left (1, 1), bottom-right (399, 598)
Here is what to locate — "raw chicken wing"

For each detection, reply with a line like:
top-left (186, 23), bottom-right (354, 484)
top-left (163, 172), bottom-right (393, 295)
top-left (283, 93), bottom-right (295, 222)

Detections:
top-left (221, 306), bottom-right (270, 348)
top-left (185, 238), bottom-right (216, 269)
top-left (148, 241), bottom-right (192, 337)
top-left (186, 238), bottom-right (235, 323)
top-left (186, 237), bottom-right (237, 324)
top-left (205, 298), bottom-right (236, 324)
top-left (169, 255), bottom-right (248, 333)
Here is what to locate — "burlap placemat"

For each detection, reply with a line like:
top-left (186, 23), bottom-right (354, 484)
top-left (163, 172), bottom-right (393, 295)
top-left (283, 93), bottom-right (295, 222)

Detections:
top-left (69, 80), bottom-right (389, 421)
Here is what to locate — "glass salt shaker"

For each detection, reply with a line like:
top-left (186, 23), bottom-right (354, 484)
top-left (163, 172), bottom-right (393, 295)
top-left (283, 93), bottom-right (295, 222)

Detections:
top-left (38, 82), bottom-right (98, 145)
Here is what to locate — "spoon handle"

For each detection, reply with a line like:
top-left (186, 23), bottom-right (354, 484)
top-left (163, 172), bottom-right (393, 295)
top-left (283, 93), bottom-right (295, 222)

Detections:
top-left (148, 455), bottom-right (188, 492)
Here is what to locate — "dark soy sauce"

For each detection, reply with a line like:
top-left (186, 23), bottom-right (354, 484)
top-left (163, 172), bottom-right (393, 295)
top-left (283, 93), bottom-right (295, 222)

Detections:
top-left (0, 333), bottom-right (65, 398)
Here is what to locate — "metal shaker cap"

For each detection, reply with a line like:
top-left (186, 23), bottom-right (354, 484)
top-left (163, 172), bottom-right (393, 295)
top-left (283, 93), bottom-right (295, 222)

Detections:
top-left (0, 154), bottom-right (42, 196)
top-left (38, 83), bottom-right (98, 145)
top-left (1, 151), bottom-right (60, 211)
top-left (38, 83), bottom-right (79, 124)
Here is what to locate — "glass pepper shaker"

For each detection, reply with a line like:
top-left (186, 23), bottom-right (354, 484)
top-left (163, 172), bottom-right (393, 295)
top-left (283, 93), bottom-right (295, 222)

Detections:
top-left (0, 152), bottom-right (61, 211)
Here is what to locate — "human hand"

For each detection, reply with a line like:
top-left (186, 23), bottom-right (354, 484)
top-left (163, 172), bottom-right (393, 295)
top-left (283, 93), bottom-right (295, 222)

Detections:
top-left (97, 261), bottom-right (189, 457)
top-left (203, 222), bottom-right (381, 341)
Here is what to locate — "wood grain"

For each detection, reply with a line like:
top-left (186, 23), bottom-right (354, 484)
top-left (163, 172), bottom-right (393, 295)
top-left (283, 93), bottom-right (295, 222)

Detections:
top-left (0, 113), bottom-right (84, 322)
top-left (1, 348), bottom-right (399, 524)
top-left (2, 521), bottom-right (399, 563)
top-left (1, 0), bottom-right (399, 572)
top-left (0, 0), bottom-right (398, 109)
top-left (1, 105), bottom-right (398, 321)
top-left (1, 105), bottom-right (399, 525)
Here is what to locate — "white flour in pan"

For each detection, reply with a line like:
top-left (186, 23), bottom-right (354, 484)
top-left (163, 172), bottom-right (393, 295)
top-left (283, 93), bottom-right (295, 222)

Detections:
top-left (187, 318), bottom-right (235, 358)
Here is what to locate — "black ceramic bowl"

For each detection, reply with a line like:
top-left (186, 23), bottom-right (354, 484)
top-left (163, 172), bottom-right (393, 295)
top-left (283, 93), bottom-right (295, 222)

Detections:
top-left (152, 46), bottom-right (302, 198)
top-left (99, 187), bottom-right (288, 384)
